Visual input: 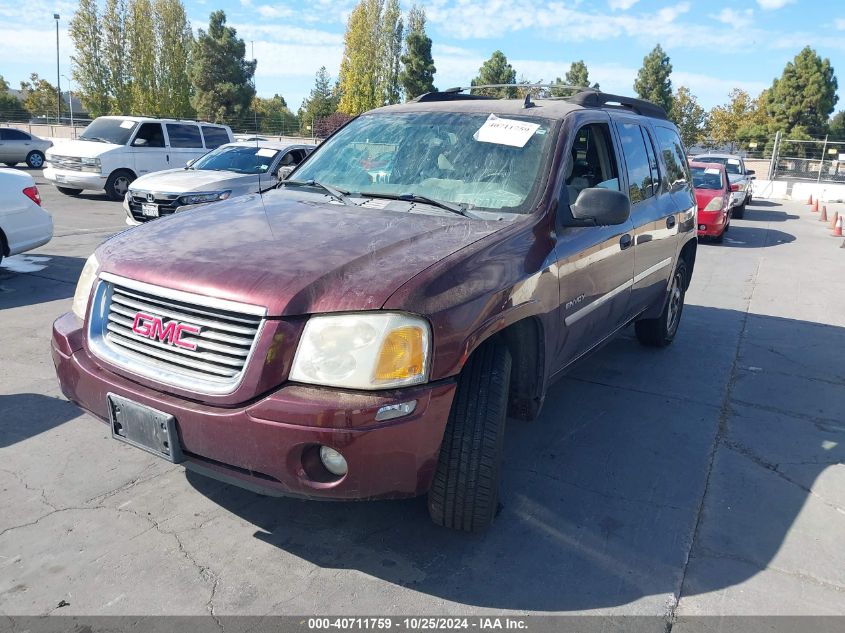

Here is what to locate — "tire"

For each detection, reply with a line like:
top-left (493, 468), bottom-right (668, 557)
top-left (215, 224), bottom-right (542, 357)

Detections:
top-left (26, 151), bottom-right (45, 169)
top-left (56, 186), bottom-right (83, 196)
top-left (733, 202), bottom-right (745, 219)
top-left (4, 162), bottom-right (16, 167)
top-left (713, 228), bottom-right (725, 243)
top-left (635, 260), bottom-right (688, 348)
top-left (428, 337), bottom-right (512, 532)
top-left (105, 170), bottom-right (134, 201)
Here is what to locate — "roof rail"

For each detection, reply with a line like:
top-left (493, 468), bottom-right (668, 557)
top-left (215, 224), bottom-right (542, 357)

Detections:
top-left (413, 83), bottom-right (586, 104)
top-left (568, 89), bottom-right (668, 120)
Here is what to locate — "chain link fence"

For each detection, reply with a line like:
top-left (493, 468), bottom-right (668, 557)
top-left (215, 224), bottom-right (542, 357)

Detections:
top-left (771, 136), bottom-right (845, 183)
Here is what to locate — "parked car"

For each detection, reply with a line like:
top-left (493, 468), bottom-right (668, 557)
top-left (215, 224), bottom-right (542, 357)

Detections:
top-left (690, 161), bottom-right (731, 243)
top-left (0, 127), bottom-right (53, 168)
top-left (43, 116), bottom-right (233, 201)
top-left (52, 89), bottom-right (697, 532)
top-left (123, 141), bottom-right (315, 225)
top-left (0, 168), bottom-right (53, 266)
top-left (691, 153), bottom-right (754, 218)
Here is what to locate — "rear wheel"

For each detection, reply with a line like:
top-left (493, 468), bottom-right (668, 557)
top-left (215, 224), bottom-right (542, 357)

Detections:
top-left (105, 170), bottom-right (134, 201)
top-left (733, 202), bottom-right (745, 219)
top-left (428, 337), bottom-right (512, 532)
top-left (56, 186), bottom-right (83, 196)
top-left (4, 162), bottom-right (16, 167)
top-left (635, 260), bottom-right (688, 348)
top-left (26, 151), bottom-right (45, 169)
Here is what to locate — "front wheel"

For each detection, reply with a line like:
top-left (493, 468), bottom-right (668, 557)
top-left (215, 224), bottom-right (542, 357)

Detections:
top-left (26, 151), bottom-right (45, 169)
top-left (428, 337), bottom-right (512, 532)
top-left (56, 186), bottom-right (83, 196)
top-left (105, 170), bottom-right (134, 201)
top-left (635, 260), bottom-right (688, 348)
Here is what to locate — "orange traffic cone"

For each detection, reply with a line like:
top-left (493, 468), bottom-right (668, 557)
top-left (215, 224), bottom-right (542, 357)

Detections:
top-left (807, 194), bottom-right (814, 205)
top-left (820, 205), bottom-right (828, 221)
top-left (831, 211), bottom-right (839, 230)
top-left (812, 199), bottom-right (819, 212)
top-left (835, 216), bottom-right (843, 237)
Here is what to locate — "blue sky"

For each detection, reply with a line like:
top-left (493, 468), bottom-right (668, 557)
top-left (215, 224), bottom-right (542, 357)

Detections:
top-left (1, 0), bottom-right (843, 114)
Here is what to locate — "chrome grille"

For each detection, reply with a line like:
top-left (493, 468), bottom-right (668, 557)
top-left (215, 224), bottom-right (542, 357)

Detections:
top-left (88, 273), bottom-right (266, 394)
top-left (48, 154), bottom-right (84, 171)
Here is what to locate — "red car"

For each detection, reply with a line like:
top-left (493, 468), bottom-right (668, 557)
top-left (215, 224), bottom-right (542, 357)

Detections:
top-left (690, 161), bottom-right (731, 242)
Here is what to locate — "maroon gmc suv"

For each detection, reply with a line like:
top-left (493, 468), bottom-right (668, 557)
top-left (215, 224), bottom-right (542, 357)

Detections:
top-left (52, 89), bottom-right (697, 532)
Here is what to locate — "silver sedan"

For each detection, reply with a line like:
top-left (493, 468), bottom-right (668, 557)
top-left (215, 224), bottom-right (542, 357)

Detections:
top-left (0, 127), bottom-right (53, 168)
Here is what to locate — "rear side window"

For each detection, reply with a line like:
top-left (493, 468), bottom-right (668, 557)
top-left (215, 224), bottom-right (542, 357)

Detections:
top-left (2, 128), bottom-right (31, 140)
top-left (202, 126), bottom-right (230, 149)
top-left (166, 124), bottom-right (203, 148)
top-left (618, 122), bottom-right (656, 203)
top-left (655, 126), bottom-right (692, 190)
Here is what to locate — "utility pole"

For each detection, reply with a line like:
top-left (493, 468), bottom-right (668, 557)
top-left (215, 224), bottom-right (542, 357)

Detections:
top-left (54, 14), bottom-right (61, 124)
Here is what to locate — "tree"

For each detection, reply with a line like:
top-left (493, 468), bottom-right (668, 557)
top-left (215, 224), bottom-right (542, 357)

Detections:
top-left (155, 0), bottom-right (194, 118)
top-left (69, 0), bottom-right (110, 116)
top-left (19, 74), bottom-right (64, 118)
top-left (338, 0), bottom-right (384, 115)
top-left (399, 5), bottom-right (435, 100)
top-left (670, 86), bottom-right (707, 147)
top-left (829, 111), bottom-right (845, 141)
top-left (633, 44), bottom-right (673, 113)
top-left (300, 67), bottom-right (340, 132)
top-left (566, 60), bottom-right (599, 89)
top-left (0, 75), bottom-right (23, 117)
top-left (252, 94), bottom-right (298, 134)
top-left (128, 0), bottom-right (159, 115)
top-left (190, 11), bottom-right (256, 122)
top-left (766, 46), bottom-right (838, 137)
top-left (102, 0), bottom-right (132, 114)
top-left (378, 0), bottom-right (403, 106)
top-left (471, 50), bottom-right (517, 98)
top-left (314, 112), bottom-right (354, 138)
top-left (707, 88), bottom-right (769, 150)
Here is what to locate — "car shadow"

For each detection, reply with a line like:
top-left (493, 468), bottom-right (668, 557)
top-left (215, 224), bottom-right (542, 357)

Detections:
top-left (184, 306), bottom-right (844, 611)
top-left (0, 393), bottom-right (81, 448)
top-left (742, 208), bottom-right (800, 222)
top-left (746, 199), bottom-right (781, 208)
top-left (0, 253), bottom-right (84, 310)
top-left (702, 226), bottom-right (796, 248)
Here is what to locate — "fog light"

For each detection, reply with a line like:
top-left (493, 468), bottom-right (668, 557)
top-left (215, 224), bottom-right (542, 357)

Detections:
top-left (698, 224), bottom-right (707, 230)
top-left (319, 446), bottom-right (348, 476)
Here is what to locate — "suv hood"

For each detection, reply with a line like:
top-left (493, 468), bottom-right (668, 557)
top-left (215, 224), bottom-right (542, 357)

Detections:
top-left (130, 168), bottom-right (262, 193)
top-left (98, 190), bottom-right (507, 316)
top-left (47, 139), bottom-right (119, 159)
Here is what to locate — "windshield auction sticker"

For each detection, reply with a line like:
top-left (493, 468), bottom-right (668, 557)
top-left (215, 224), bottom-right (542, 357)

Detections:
top-left (474, 113), bottom-right (540, 147)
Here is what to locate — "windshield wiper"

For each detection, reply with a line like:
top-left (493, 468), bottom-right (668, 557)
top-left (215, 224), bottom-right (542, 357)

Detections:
top-left (281, 179), bottom-right (351, 205)
top-left (80, 136), bottom-right (111, 143)
top-left (359, 192), bottom-right (473, 218)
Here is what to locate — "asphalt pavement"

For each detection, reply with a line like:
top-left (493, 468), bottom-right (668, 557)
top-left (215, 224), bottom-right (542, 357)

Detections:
top-left (1, 171), bottom-right (843, 623)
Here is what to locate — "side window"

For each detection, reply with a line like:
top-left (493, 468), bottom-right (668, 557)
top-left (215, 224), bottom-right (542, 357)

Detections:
top-left (4, 129), bottom-right (31, 141)
top-left (617, 122), bottom-right (654, 203)
top-left (279, 151), bottom-right (297, 167)
top-left (655, 126), bottom-right (691, 190)
top-left (166, 124), bottom-right (203, 148)
top-left (202, 126), bottom-right (230, 149)
top-left (564, 122), bottom-right (620, 203)
top-left (642, 128), bottom-right (661, 197)
top-left (132, 123), bottom-right (165, 148)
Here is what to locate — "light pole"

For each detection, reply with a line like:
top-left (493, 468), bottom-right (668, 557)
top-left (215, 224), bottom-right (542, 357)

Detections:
top-left (54, 14), bottom-right (61, 124)
top-left (62, 74), bottom-right (74, 137)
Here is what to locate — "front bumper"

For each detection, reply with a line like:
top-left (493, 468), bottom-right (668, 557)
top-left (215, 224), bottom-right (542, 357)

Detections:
top-left (697, 209), bottom-right (729, 237)
top-left (43, 166), bottom-right (106, 191)
top-left (51, 312), bottom-right (456, 500)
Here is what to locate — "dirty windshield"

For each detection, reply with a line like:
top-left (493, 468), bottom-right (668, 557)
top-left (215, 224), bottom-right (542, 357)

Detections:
top-left (293, 111), bottom-right (555, 214)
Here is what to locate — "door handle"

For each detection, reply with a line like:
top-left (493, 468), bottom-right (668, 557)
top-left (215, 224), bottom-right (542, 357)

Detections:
top-left (666, 215), bottom-right (677, 229)
top-left (619, 234), bottom-right (633, 250)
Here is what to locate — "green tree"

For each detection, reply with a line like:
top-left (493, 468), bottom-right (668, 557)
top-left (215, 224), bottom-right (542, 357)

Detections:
top-left (708, 88), bottom-right (769, 151)
top-left (155, 0), bottom-right (194, 117)
top-left (0, 75), bottom-right (24, 117)
top-left (471, 50), bottom-right (517, 98)
top-left (102, 0), bottom-right (132, 114)
top-left (378, 0), bottom-right (403, 105)
top-left (300, 67), bottom-right (340, 131)
top-left (69, 0), bottom-right (110, 116)
top-left (252, 94), bottom-right (298, 134)
top-left (128, 0), bottom-right (159, 115)
top-left (338, 0), bottom-right (384, 114)
top-left (670, 86), bottom-right (707, 147)
top-left (633, 44), bottom-right (673, 113)
top-left (399, 5), bottom-right (435, 100)
top-left (19, 74), bottom-right (65, 118)
top-left (829, 111), bottom-right (845, 141)
top-left (766, 46), bottom-right (838, 137)
top-left (565, 60), bottom-right (599, 90)
top-left (189, 10), bottom-right (256, 122)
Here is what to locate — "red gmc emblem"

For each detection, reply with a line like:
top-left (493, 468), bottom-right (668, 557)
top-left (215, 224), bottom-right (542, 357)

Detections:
top-left (131, 312), bottom-right (200, 351)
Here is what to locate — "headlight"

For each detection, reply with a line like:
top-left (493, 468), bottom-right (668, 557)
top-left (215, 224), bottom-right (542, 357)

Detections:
top-left (80, 157), bottom-right (101, 173)
top-left (290, 312), bottom-right (431, 390)
top-left (703, 196), bottom-right (724, 212)
top-left (180, 191), bottom-right (231, 205)
top-left (71, 254), bottom-right (100, 320)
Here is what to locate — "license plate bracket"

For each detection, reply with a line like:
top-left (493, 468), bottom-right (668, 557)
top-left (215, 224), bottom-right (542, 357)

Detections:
top-left (141, 202), bottom-right (159, 217)
top-left (108, 393), bottom-right (184, 463)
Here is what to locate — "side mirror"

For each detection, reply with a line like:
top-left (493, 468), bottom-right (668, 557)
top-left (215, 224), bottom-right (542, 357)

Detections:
top-left (132, 138), bottom-right (148, 147)
top-left (277, 165), bottom-right (295, 180)
top-left (185, 159), bottom-right (195, 168)
top-left (570, 188), bottom-right (631, 226)
top-left (746, 169), bottom-right (755, 175)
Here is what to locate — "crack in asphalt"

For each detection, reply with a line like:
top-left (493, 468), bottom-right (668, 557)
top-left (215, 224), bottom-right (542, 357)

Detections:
top-left (0, 467), bottom-right (59, 513)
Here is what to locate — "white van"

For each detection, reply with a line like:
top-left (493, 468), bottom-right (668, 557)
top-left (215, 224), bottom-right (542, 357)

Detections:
top-left (43, 116), bottom-right (233, 200)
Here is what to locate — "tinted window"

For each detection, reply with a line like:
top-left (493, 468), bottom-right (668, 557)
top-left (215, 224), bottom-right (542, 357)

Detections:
top-left (166, 123), bottom-right (203, 148)
top-left (2, 128), bottom-right (31, 140)
top-left (618, 122), bottom-right (654, 203)
top-left (655, 126), bottom-right (692, 189)
top-left (696, 156), bottom-right (742, 175)
top-left (642, 127), bottom-right (661, 197)
top-left (132, 122), bottom-right (165, 148)
top-left (202, 126), bottom-right (230, 149)
top-left (564, 123), bottom-right (620, 204)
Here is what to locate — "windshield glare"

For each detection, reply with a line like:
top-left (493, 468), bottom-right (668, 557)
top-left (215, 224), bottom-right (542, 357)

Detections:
top-left (193, 145), bottom-right (279, 174)
top-left (79, 118), bottom-right (137, 145)
top-left (293, 112), bottom-right (555, 213)
top-left (691, 167), bottom-right (724, 190)
top-left (697, 156), bottom-right (741, 175)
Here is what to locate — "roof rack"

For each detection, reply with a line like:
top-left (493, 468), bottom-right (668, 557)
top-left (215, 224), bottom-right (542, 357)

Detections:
top-left (568, 89), bottom-right (668, 120)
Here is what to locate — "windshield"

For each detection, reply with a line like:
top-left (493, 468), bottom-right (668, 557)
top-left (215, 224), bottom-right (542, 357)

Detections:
top-left (79, 118), bottom-right (137, 145)
top-left (193, 145), bottom-right (280, 174)
top-left (696, 156), bottom-right (741, 175)
top-left (691, 166), bottom-right (724, 190)
top-left (293, 111), bottom-right (555, 214)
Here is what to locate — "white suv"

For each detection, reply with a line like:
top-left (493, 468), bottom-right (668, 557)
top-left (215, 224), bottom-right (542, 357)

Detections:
top-left (43, 116), bottom-right (233, 201)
